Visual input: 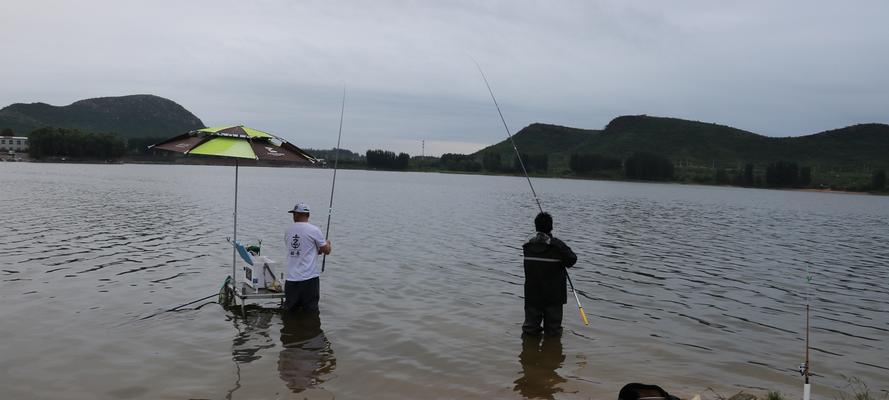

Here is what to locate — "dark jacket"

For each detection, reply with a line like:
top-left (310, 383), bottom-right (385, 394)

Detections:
top-left (523, 232), bottom-right (577, 306)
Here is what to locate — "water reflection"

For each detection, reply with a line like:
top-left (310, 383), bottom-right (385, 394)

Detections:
top-left (278, 311), bottom-right (336, 394)
top-left (227, 309), bottom-right (277, 399)
top-left (231, 310), bottom-right (276, 363)
top-left (514, 334), bottom-right (566, 399)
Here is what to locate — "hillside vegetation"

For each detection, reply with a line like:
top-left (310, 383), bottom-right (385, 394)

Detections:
top-left (475, 116), bottom-right (889, 171)
top-left (464, 115), bottom-right (888, 191)
top-left (0, 94), bottom-right (204, 139)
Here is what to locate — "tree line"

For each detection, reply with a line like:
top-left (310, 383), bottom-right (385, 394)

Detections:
top-left (569, 153), bottom-right (621, 174)
top-left (366, 149), bottom-right (410, 170)
top-left (20, 128), bottom-right (889, 193)
top-left (304, 147), bottom-right (364, 162)
top-left (28, 127), bottom-right (126, 160)
top-left (478, 152), bottom-right (549, 173)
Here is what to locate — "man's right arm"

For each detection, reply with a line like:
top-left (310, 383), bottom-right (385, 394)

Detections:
top-left (554, 238), bottom-right (577, 268)
top-left (314, 227), bottom-right (332, 255)
top-left (319, 240), bottom-right (332, 255)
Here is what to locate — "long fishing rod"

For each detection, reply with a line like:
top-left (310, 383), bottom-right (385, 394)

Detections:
top-left (473, 60), bottom-right (589, 326)
top-left (322, 86), bottom-right (345, 273)
top-left (127, 277), bottom-right (234, 323)
top-left (799, 264), bottom-right (813, 400)
top-left (136, 292), bottom-right (218, 321)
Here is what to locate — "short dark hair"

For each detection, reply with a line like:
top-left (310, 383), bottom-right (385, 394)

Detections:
top-left (534, 212), bottom-right (553, 233)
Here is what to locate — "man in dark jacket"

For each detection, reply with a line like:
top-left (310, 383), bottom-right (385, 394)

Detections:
top-left (522, 212), bottom-right (577, 337)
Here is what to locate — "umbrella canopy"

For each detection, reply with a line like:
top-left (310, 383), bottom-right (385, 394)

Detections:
top-left (151, 125), bottom-right (317, 163)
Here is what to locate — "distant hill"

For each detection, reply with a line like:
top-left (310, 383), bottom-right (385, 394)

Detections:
top-left (0, 94), bottom-right (204, 139)
top-left (474, 123), bottom-right (597, 156)
top-left (474, 115), bottom-right (889, 170)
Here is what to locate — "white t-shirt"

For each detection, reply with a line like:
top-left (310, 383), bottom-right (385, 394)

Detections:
top-left (284, 222), bottom-right (327, 281)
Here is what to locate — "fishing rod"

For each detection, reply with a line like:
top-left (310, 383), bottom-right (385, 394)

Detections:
top-left (136, 292), bottom-right (218, 321)
top-left (322, 86), bottom-right (345, 273)
top-left (799, 264), bottom-right (813, 400)
top-left (473, 60), bottom-right (589, 326)
top-left (127, 277), bottom-right (236, 323)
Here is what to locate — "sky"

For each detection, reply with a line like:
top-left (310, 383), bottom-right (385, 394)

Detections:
top-left (2, 0), bottom-right (888, 156)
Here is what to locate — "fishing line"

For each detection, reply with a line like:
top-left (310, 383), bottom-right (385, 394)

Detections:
top-left (322, 85), bottom-right (346, 273)
top-left (473, 59), bottom-right (589, 326)
top-left (472, 59), bottom-right (543, 213)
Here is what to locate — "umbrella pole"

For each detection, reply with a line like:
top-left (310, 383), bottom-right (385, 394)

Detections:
top-left (232, 160), bottom-right (239, 292)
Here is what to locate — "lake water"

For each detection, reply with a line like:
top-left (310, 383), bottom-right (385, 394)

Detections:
top-left (1, 163), bottom-right (887, 399)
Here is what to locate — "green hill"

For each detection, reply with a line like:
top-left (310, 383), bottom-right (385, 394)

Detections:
top-left (474, 123), bottom-right (598, 157)
top-left (776, 123), bottom-right (889, 169)
top-left (474, 115), bottom-right (889, 171)
top-left (0, 94), bottom-right (204, 139)
top-left (472, 123), bottom-right (599, 170)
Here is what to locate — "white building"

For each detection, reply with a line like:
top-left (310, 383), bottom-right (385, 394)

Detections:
top-left (0, 136), bottom-right (28, 152)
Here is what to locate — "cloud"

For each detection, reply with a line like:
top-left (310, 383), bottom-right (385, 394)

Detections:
top-left (2, 0), bottom-right (888, 155)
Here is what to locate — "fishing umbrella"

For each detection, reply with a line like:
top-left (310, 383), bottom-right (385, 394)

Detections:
top-left (151, 125), bottom-right (315, 163)
top-left (150, 125), bottom-right (317, 290)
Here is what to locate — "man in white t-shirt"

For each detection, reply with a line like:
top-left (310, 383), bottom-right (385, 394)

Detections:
top-left (283, 202), bottom-right (332, 313)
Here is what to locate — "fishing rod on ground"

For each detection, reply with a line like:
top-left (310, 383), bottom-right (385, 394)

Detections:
top-left (799, 263), bottom-right (813, 400)
top-left (473, 60), bottom-right (589, 326)
top-left (322, 86), bottom-right (346, 273)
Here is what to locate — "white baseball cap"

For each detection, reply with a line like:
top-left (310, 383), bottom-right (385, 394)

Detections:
top-left (288, 203), bottom-right (310, 214)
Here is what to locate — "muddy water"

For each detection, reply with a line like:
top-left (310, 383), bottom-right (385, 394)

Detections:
top-left (1, 163), bottom-right (886, 399)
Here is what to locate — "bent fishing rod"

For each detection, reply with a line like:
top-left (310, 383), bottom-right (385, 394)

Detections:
top-left (474, 60), bottom-right (589, 326)
top-left (322, 86), bottom-right (346, 273)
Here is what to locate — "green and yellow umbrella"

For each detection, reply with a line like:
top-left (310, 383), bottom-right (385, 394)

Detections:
top-left (151, 125), bottom-right (317, 163)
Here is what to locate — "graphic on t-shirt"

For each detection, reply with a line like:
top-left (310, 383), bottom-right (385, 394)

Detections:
top-left (290, 234), bottom-right (301, 256)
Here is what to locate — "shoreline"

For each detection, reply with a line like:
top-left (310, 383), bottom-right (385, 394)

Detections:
top-left (6, 158), bottom-right (887, 196)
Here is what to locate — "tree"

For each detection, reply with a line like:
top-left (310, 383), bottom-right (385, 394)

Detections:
top-left (303, 147), bottom-right (363, 162)
top-left (873, 169), bottom-right (887, 190)
top-left (624, 152), bottom-right (674, 181)
top-left (799, 166), bottom-right (812, 187)
top-left (765, 161), bottom-right (801, 187)
top-left (1, 128), bottom-right (13, 137)
top-left (364, 149), bottom-right (410, 170)
top-left (440, 153), bottom-right (481, 172)
top-left (715, 168), bottom-right (728, 184)
top-left (743, 164), bottom-right (755, 186)
top-left (569, 153), bottom-right (621, 174)
top-left (396, 152), bottom-right (410, 170)
top-left (366, 149), bottom-right (401, 169)
top-left (482, 152), bottom-right (501, 172)
top-left (514, 153), bottom-right (548, 173)
top-left (28, 127), bottom-right (125, 160)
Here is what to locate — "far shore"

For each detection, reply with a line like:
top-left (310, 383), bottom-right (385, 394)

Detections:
top-left (5, 156), bottom-right (887, 197)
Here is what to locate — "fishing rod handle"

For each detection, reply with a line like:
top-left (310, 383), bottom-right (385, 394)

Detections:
top-left (579, 305), bottom-right (590, 326)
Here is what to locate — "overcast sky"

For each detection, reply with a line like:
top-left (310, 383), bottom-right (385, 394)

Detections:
top-left (2, 1), bottom-right (888, 155)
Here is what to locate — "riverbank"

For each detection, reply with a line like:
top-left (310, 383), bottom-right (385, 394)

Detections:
top-left (10, 156), bottom-right (888, 196)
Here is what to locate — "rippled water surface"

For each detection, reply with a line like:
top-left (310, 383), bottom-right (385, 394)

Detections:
top-left (1, 163), bottom-right (887, 399)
